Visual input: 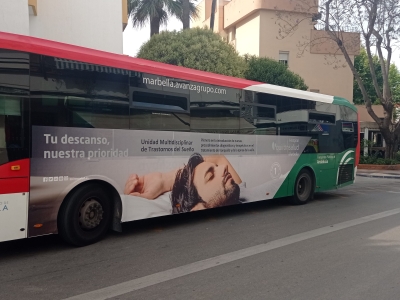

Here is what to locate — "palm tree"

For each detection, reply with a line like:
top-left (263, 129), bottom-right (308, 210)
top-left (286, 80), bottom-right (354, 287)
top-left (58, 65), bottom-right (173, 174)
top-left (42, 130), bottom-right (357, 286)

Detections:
top-left (128, 0), bottom-right (171, 37)
top-left (128, 0), bottom-right (198, 37)
top-left (210, 0), bottom-right (217, 31)
top-left (178, 0), bottom-right (199, 29)
top-left (182, 0), bottom-right (190, 29)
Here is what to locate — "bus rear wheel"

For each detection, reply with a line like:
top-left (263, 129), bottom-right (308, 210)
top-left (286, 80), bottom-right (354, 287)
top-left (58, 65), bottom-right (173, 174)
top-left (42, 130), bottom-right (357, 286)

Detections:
top-left (290, 169), bottom-right (314, 205)
top-left (58, 183), bottom-right (112, 246)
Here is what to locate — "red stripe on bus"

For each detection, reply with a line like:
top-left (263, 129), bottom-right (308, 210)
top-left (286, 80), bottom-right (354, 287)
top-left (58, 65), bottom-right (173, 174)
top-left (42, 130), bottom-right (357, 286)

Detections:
top-left (0, 31), bottom-right (260, 90)
top-left (356, 112), bottom-right (360, 167)
top-left (0, 178), bottom-right (29, 194)
top-left (0, 159), bottom-right (30, 179)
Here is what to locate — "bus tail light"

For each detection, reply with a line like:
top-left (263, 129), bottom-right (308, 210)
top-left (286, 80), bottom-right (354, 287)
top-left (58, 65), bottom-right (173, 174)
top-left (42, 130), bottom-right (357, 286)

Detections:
top-left (11, 165), bottom-right (21, 171)
top-left (356, 111), bottom-right (360, 167)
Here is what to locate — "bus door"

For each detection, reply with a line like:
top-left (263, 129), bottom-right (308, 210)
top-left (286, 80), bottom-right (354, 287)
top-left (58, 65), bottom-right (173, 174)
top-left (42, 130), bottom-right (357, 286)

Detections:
top-left (0, 50), bottom-right (30, 242)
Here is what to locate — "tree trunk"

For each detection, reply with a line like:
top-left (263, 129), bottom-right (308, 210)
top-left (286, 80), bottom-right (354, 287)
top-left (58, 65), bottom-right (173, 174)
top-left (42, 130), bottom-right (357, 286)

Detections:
top-left (389, 138), bottom-right (400, 159)
top-left (182, 0), bottom-right (190, 29)
top-left (385, 142), bottom-right (396, 159)
top-left (210, 0), bottom-right (217, 31)
top-left (381, 128), bottom-right (400, 159)
top-left (150, 16), bottom-right (160, 37)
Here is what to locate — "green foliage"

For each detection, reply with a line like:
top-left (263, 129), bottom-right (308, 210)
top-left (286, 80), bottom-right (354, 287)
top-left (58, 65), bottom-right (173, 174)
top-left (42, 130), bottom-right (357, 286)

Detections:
top-left (138, 29), bottom-right (308, 90)
top-left (359, 155), bottom-right (400, 165)
top-left (243, 55), bottom-right (308, 90)
top-left (353, 48), bottom-right (383, 105)
top-left (378, 158), bottom-right (399, 165)
top-left (137, 28), bottom-right (247, 77)
top-left (360, 138), bottom-right (374, 150)
top-left (353, 47), bottom-right (400, 105)
top-left (389, 64), bottom-right (400, 104)
top-left (396, 151), bottom-right (400, 161)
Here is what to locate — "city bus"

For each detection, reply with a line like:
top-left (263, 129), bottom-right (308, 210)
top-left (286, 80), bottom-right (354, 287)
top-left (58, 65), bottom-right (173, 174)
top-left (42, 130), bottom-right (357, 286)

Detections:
top-left (0, 31), bottom-right (359, 246)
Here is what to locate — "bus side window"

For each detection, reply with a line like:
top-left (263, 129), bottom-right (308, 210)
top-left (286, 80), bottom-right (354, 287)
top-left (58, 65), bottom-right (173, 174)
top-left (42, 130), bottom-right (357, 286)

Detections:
top-left (303, 146), bottom-right (317, 153)
top-left (340, 107), bottom-right (358, 151)
top-left (129, 88), bottom-right (190, 131)
top-left (190, 86), bottom-right (240, 134)
top-left (238, 91), bottom-right (277, 135)
top-left (30, 55), bottom-right (130, 130)
top-left (303, 138), bottom-right (319, 154)
top-left (0, 97), bottom-right (29, 164)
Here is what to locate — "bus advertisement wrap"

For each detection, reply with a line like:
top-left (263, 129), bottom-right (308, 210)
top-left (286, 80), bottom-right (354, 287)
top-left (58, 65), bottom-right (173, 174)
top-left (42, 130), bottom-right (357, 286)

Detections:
top-left (29, 126), bottom-right (310, 237)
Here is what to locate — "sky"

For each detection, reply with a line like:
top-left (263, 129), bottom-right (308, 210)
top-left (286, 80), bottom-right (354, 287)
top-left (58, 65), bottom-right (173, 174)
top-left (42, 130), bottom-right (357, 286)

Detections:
top-left (123, 16), bottom-right (183, 56)
top-left (122, 15), bottom-right (400, 69)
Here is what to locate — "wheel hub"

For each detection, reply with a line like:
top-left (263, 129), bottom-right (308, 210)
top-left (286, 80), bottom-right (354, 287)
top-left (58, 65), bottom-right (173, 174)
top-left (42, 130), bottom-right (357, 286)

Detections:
top-left (297, 177), bottom-right (309, 200)
top-left (298, 179), bottom-right (305, 195)
top-left (79, 199), bottom-right (104, 230)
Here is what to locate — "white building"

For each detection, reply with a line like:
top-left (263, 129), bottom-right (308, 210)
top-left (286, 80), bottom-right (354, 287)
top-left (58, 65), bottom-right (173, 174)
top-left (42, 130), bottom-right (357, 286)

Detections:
top-left (0, 0), bottom-right (127, 54)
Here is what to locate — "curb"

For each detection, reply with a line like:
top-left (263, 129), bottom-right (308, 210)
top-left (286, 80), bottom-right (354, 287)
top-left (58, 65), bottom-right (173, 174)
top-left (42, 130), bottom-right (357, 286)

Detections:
top-left (357, 173), bottom-right (400, 180)
top-left (358, 164), bottom-right (400, 171)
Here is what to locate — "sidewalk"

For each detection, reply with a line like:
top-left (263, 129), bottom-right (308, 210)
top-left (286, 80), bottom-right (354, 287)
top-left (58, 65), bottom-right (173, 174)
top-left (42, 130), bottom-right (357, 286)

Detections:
top-left (357, 168), bottom-right (400, 179)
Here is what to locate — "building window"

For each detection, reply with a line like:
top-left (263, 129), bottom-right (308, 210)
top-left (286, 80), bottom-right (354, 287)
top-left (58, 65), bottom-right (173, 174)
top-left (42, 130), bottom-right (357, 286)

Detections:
top-left (310, 89), bottom-right (320, 93)
top-left (279, 51), bottom-right (289, 66)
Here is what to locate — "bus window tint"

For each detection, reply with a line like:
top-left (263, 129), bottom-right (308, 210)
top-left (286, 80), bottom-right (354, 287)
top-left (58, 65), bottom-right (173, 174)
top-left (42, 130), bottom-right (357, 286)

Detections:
top-left (262, 94), bottom-right (347, 154)
top-left (30, 55), bottom-right (129, 129)
top-left (340, 106), bottom-right (358, 150)
top-left (130, 108), bottom-right (190, 131)
top-left (239, 91), bottom-right (277, 135)
top-left (129, 90), bottom-right (189, 132)
top-left (303, 105), bottom-right (341, 154)
top-left (309, 112), bottom-right (335, 124)
top-left (129, 73), bottom-right (190, 131)
top-left (240, 103), bottom-right (277, 135)
top-left (190, 85), bottom-right (240, 134)
top-left (0, 50), bottom-right (29, 165)
top-left (0, 97), bottom-right (29, 165)
top-left (131, 90), bottom-right (188, 112)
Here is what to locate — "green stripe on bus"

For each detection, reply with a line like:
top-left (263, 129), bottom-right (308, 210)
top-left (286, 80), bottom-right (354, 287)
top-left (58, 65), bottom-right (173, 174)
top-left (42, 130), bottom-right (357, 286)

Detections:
top-left (274, 149), bottom-right (356, 198)
top-left (333, 96), bottom-right (357, 112)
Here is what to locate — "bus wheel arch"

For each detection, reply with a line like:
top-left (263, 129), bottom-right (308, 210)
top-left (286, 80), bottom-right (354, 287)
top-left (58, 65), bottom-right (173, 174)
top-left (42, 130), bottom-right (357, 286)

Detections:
top-left (57, 180), bottom-right (122, 246)
top-left (290, 167), bottom-right (316, 205)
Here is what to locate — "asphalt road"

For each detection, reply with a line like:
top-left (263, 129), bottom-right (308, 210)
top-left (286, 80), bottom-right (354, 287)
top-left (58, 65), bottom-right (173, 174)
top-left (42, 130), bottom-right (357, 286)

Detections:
top-left (1, 176), bottom-right (400, 300)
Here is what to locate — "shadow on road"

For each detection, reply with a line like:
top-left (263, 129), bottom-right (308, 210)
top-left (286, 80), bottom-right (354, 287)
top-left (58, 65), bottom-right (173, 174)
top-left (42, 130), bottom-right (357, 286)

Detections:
top-left (0, 196), bottom-right (290, 256)
top-left (121, 196), bottom-right (291, 235)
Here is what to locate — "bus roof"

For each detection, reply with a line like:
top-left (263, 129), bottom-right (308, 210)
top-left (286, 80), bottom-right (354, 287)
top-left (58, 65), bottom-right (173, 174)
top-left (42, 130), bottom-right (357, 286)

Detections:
top-left (0, 31), bottom-right (355, 110)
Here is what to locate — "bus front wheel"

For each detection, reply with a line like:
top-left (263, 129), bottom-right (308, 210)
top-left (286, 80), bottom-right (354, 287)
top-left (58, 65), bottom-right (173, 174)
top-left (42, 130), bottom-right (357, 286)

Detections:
top-left (290, 169), bottom-right (314, 205)
top-left (58, 183), bottom-right (112, 246)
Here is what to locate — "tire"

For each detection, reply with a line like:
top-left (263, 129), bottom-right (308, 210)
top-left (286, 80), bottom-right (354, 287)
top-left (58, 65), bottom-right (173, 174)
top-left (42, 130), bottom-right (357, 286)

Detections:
top-left (290, 169), bottom-right (314, 205)
top-left (58, 183), bottom-right (112, 246)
